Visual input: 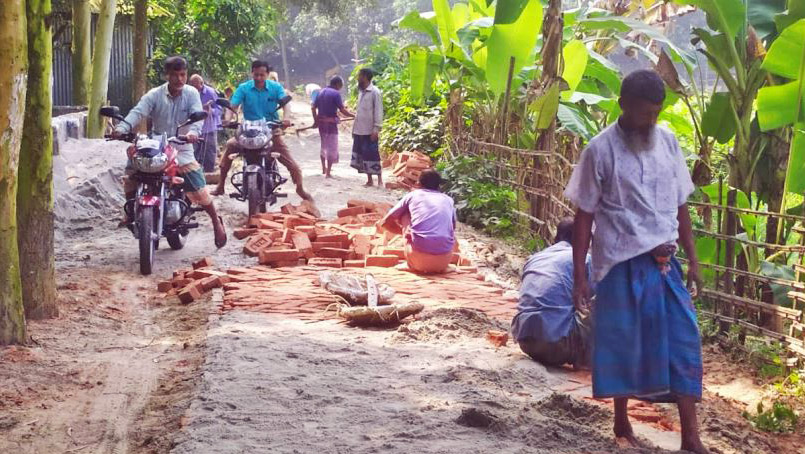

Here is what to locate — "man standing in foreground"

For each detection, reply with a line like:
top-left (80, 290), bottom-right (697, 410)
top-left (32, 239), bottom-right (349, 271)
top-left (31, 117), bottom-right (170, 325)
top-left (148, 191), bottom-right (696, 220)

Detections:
top-left (564, 70), bottom-right (708, 453)
top-left (212, 60), bottom-right (313, 203)
top-left (188, 74), bottom-right (222, 172)
top-left (312, 76), bottom-right (354, 178)
top-left (350, 68), bottom-right (384, 187)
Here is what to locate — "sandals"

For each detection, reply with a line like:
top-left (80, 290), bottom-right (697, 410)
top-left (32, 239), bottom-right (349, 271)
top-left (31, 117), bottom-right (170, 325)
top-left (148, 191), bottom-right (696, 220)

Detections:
top-left (214, 216), bottom-right (227, 249)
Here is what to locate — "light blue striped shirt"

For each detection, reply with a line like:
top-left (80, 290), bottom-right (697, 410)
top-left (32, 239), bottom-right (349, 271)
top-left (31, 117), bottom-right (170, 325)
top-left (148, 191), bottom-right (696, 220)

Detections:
top-left (116, 83), bottom-right (204, 137)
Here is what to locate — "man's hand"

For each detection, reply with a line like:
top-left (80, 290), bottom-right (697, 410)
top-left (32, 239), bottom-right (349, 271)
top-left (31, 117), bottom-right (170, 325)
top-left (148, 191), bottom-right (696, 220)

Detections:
top-left (572, 280), bottom-right (592, 315)
top-left (110, 129), bottom-right (125, 140)
top-left (126, 144), bottom-right (137, 159)
top-left (185, 132), bottom-right (200, 144)
top-left (282, 119), bottom-right (292, 128)
top-left (686, 261), bottom-right (703, 299)
top-left (370, 132), bottom-right (379, 142)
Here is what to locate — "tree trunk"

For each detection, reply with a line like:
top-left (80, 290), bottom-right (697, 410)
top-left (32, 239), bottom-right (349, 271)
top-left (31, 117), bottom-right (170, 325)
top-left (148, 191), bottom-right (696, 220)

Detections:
top-left (0, 0), bottom-right (29, 345)
top-left (71, 0), bottom-right (91, 106)
top-left (86, 0), bottom-right (117, 138)
top-left (132, 0), bottom-right (147, 103)
top-left (279, 26), bottom-right (291, 88)
top-left (17, 0), bottom-right (57, 320)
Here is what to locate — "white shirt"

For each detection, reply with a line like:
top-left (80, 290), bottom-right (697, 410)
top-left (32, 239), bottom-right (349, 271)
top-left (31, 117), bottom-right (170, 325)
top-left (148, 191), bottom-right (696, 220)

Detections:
top-left (563, 122), bottom-right (695, 282)
top-left (352, 83), bottom-right (383, 136)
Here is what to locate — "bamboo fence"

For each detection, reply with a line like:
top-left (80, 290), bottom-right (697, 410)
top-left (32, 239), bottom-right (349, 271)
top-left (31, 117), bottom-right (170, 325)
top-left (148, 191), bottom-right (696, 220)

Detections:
top-left (453, 130), bottom-right (805, 367)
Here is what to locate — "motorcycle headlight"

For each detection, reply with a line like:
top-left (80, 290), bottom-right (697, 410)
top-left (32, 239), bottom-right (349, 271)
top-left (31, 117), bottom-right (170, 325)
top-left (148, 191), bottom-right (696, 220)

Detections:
top-left (133, 152), bottom-right (169, 173)
top-left (238, 133), bottom-right (269, 150)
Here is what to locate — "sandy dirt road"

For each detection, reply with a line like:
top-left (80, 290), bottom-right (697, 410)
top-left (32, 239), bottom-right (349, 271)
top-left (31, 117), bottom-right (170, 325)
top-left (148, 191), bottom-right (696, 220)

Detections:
top-left (0, 101), bottom-right (796, 454)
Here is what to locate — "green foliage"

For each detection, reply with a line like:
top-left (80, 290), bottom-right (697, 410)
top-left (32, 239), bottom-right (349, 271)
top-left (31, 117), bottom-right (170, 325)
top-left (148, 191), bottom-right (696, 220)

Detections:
top-left (151, 0), bottom-right (277, 86)
top-left (382, 91), bottom-right (446, 157)
top-left (744, 401), bottom-right (799, 433)
top-left (438, 155), bottom-right (517, 237)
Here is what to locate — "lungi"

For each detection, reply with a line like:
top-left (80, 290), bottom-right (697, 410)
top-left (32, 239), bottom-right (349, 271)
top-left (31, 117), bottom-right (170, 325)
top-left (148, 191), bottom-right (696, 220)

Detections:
top-left (592, 253), bottom-right (703, 403)
top-left (350, 134), bottom-right (382, 175)
top-left (318, 122), bottom-right (339, 164)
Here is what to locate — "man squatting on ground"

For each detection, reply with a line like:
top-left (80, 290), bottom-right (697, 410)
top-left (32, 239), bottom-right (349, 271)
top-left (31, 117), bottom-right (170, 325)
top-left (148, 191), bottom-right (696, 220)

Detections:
top-left (212, 60), bottom-right (314, 203)
top-left (113, 56), bottom-right (227, 248)
top-left (311, 76), bottom-right (355, 178)
top-left (378, 170), bottom-right (456, 274)
top-left (188, 74), bottom-right (223, 173)
top-left (511, 218), bottom-right (592, 369)
top-left (351, 68), bottom-right (385, 187)
top-left (564, 69), bottom-right (708, 453)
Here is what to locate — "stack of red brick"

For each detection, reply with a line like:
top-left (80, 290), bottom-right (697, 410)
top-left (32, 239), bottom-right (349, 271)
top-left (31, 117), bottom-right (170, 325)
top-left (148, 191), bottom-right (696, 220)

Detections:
top-left (232, 199), bottom-right (473, 270)
top-left (382, 151), bottom-right (433, 190)
top-left (157, 257), bottom-right (229, 304)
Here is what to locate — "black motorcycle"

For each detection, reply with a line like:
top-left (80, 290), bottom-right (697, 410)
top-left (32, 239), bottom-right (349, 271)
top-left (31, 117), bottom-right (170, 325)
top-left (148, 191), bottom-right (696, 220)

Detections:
top-left (101, 106), bottom-right (208, 275)
top-left (216, 95), bottom-right (293, 216)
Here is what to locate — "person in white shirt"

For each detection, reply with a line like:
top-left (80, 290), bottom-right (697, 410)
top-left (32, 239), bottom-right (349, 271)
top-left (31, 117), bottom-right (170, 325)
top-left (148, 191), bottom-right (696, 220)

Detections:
top-left (350, 68), bottom-right (384, 187)
top-left (564, 70), bottom-right (707, 454)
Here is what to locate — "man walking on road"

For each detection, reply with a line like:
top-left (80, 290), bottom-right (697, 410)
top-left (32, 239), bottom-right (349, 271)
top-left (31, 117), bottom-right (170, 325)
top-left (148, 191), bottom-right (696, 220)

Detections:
top-left (350, 68), bottom-right (384, 187)
top-left (188, 74), bottom-right (222, 172)
top-left (312, 76), bottom-right (354, 178)
top-left (564, 70), bottom-right (708, 453)
top-left (212, 60), bottom-right (313, 203)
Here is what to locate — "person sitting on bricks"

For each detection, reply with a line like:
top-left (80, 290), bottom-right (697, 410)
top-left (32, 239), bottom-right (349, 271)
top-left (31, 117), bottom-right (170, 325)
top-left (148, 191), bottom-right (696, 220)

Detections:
top-left (212, 60), bottom-right (315, 207)
top-left (510, 218), bottom-right (592, 369)
top-left (378, 169), bottom-right (456, 274)
top-left (112, 55), bottom-right (227, 248)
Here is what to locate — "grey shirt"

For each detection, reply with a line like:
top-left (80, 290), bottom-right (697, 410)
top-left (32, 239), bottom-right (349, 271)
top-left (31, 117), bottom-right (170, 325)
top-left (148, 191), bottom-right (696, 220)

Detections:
top-left (563, 123), bottom-right (695, 282)
top-left (116, 83), bottom-right (204, 137)
top-left (352, 83), bottom-right (383, 136)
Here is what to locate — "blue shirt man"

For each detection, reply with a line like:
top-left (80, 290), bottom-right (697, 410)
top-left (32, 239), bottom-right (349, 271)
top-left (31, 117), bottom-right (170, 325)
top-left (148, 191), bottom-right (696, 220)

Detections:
top-left (231, 79), bottom-right (286, 121)
top-left (511, 218), bottom-right (593, 368)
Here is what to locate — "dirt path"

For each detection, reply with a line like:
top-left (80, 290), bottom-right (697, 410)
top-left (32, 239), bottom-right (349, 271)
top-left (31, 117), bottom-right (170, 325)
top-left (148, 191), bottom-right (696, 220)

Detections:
top-left (1, 101), bottom-right (798, 454)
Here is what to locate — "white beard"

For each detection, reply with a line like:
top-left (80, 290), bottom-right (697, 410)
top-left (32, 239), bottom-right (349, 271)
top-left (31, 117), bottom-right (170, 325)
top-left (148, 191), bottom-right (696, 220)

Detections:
top-left (623, 126), bottom-right (656, 154)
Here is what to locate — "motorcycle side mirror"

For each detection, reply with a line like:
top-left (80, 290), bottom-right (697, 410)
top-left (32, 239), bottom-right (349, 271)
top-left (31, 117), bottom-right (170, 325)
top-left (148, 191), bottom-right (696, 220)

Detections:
top-left (215, 98), bottom-right (232, 109)
top-left (188, 111), bottom-right (208, 122)
top-left (100, 106), bottom-right (123, 121)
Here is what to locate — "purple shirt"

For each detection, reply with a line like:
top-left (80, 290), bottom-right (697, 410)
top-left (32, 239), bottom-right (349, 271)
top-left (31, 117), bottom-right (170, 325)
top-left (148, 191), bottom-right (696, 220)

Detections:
top-left (313, 87), bottom-right (344, 119)
top-left (386, 189), bottom-right (456, 255)
top-left (198, 84), bottom-right (222, 134)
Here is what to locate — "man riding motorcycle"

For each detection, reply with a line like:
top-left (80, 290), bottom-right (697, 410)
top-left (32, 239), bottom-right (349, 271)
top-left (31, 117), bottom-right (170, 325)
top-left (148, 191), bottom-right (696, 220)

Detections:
top-left (112, 56), bottom-right (227, 248)
top-left (211, 60), bottom-right (314, 206)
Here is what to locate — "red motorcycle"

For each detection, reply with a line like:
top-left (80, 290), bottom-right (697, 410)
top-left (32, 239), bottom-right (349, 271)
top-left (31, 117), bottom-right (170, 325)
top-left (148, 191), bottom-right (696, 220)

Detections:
top-left (101, 106), bottom-right (208, 275)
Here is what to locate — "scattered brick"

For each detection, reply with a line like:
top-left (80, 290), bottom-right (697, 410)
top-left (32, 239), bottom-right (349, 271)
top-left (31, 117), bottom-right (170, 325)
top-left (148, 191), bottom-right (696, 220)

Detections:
top-left (347, 199), bottom-right (376, 211)
top-left (365, 255), bottom-right (401, 267)
top-left (157, 281), bottom-right (173, 293)
top-left (244, 234), bottom-right (273, 257)
top-left (200, 276), bottom-right (220, 292)
top-left (192, 257), bottom-right (214, 269)
top-left (337, 206), bottom-right (366, 218)
top-left (307, 258), bottom-right (343, 268)
top-left (316, 233), bottom-right (350, 247)
top-left (485, 330), bottom-right (509, 348)
top-left (313, 241), bottom-right (343, 251)
top-left (234, 228), bottom-right (258, 240)
top-left (380, 247), bottom-right (406, 259)
top-left (292, 232), bottom-right (314, 259)
top-left (316, 248), bottom-right (354, 260)
top-left (258, 248), bottom-right (300, 265)
top-left (451, 253), bottom-right (461, 265)
top-left (258, 219), bottom-right (285, 230)
top-left (280, 203), bottom-right (298, 215)
top-left (332, 216), bottom-right (358, 225)
top-left (178, 282), bottom-right (202, 304)
top-left (270, 260), bottom-right (302, 268)
top-left (296, 225), bottom-right (317, 240)
top-left (356, 213), bottom-right (382, 225)
top-left (458, 255), bottom-right (473, 266)
top-left (344, 260), bottom-right (366, 268)
top-left (352, 234), bottom-right (373, 258)
top-left (172, 278), bottom-right (193, 288)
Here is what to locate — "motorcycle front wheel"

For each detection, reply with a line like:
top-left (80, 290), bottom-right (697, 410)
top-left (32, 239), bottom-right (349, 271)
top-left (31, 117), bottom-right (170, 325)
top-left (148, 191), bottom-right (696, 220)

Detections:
top-left (246, 173), bottom-right (265, 217)
top-left (139, 205), bottom-right (157, 275)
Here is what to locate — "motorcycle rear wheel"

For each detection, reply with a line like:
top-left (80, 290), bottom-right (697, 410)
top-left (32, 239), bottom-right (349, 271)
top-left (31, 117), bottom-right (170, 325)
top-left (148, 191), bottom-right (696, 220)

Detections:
top-left (246, 174), bottom-right (265, 217)
top-left (139, 206), bottom-right (156, 275)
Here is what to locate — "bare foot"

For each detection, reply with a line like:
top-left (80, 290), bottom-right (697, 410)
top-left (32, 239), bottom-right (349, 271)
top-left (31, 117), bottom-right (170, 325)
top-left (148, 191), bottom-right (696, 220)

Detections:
top-left (210, 185), bottom-right (225, 196)
top-left (325, 173), bottom-right (333, 179)
top-left (681, 439), bottom-right (711, 454)
top-left (614, 423), bottom-right (653, 449)
top-left (364, 181), bottom-right (374, 187)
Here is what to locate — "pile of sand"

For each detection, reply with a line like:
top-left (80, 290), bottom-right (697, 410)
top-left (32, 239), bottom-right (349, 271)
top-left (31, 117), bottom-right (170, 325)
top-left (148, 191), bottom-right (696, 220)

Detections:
top-left (391, 307), bottom-right (508, 343)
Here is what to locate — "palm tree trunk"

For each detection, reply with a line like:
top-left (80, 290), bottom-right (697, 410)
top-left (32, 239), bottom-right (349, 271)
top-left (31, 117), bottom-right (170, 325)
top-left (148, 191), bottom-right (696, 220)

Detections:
top-left (0, 0), bottom-right (29, 345)
top-left (87, 0), bottom-right (117, 138)
top-left (71, 0), bottom-right (91, 105)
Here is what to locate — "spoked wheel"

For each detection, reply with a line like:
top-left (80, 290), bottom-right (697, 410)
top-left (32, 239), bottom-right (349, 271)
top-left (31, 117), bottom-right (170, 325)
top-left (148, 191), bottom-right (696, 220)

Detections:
top-left (138, 205), bottom-right (157, 275)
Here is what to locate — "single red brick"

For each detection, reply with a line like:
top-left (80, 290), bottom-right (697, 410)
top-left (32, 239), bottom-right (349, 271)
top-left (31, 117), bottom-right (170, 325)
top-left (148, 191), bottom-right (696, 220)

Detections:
top-left (280, 203), bottom-right (298, 215)
top-left (234, 228), bottom-right (258, 240)
top-left (317, 248), bottom-right (354, 260)
top-left (172, 270), bottom-right (186, 279)
top-left (258, 219), bottom-right (285, 230)
top-left (344, 260), bottom-right (365, 268)
top-left (244, 234), bottom-right (273, 257)
top-left (384, 182), bottom-right (403, 190)
top-left (226, 267), bottom-right (255, 275)
top-left (458, 255), bottom-right (473, 266)
top-left (296, 212), bottom-right (318, 222)
top-left (178, 283), bottom-right (202, 304)
top-left (292, 232), bottom-right (314, 259)
top-left (365, 255), bottom-right (400, 267)
top-left (332, 216), bottom-right (358, 225)
top-left (212, 275), bottom-right (231, 288)
top-left (270, 260), bottom-right (302, 268)
top-left (157, 281), bottom-right (173, 293)
top-left (192, 257), bottom-right (214, 270)
top-left (352, 234), bottom-right (373, 258)
top-left (312, 241), bottom-right (343, 251)
top-left (308, 258), bottom-right (343, 268)
top-left (316, 233), bottom-right (350, 247)
top-left (258, 248), bottom-right (300, 265)
top-left (356, 212), bottom-right (382, 225)
top-left (296, 225), bottom-right (317, 240)
top-left (172, 277), bottom-right (193, 288)
top-left (200, 276), bottom-right (220, 292)
top-left (347, 199), bottom-right (376, 210)
top-left (281, 229), bottom-right (297, 244)
top-left (450, 253), bottom-right (460, 265)
top-left (380, 247), bottom-right (406, 259)
top-left (337, 206), bottom-right (366, 218)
